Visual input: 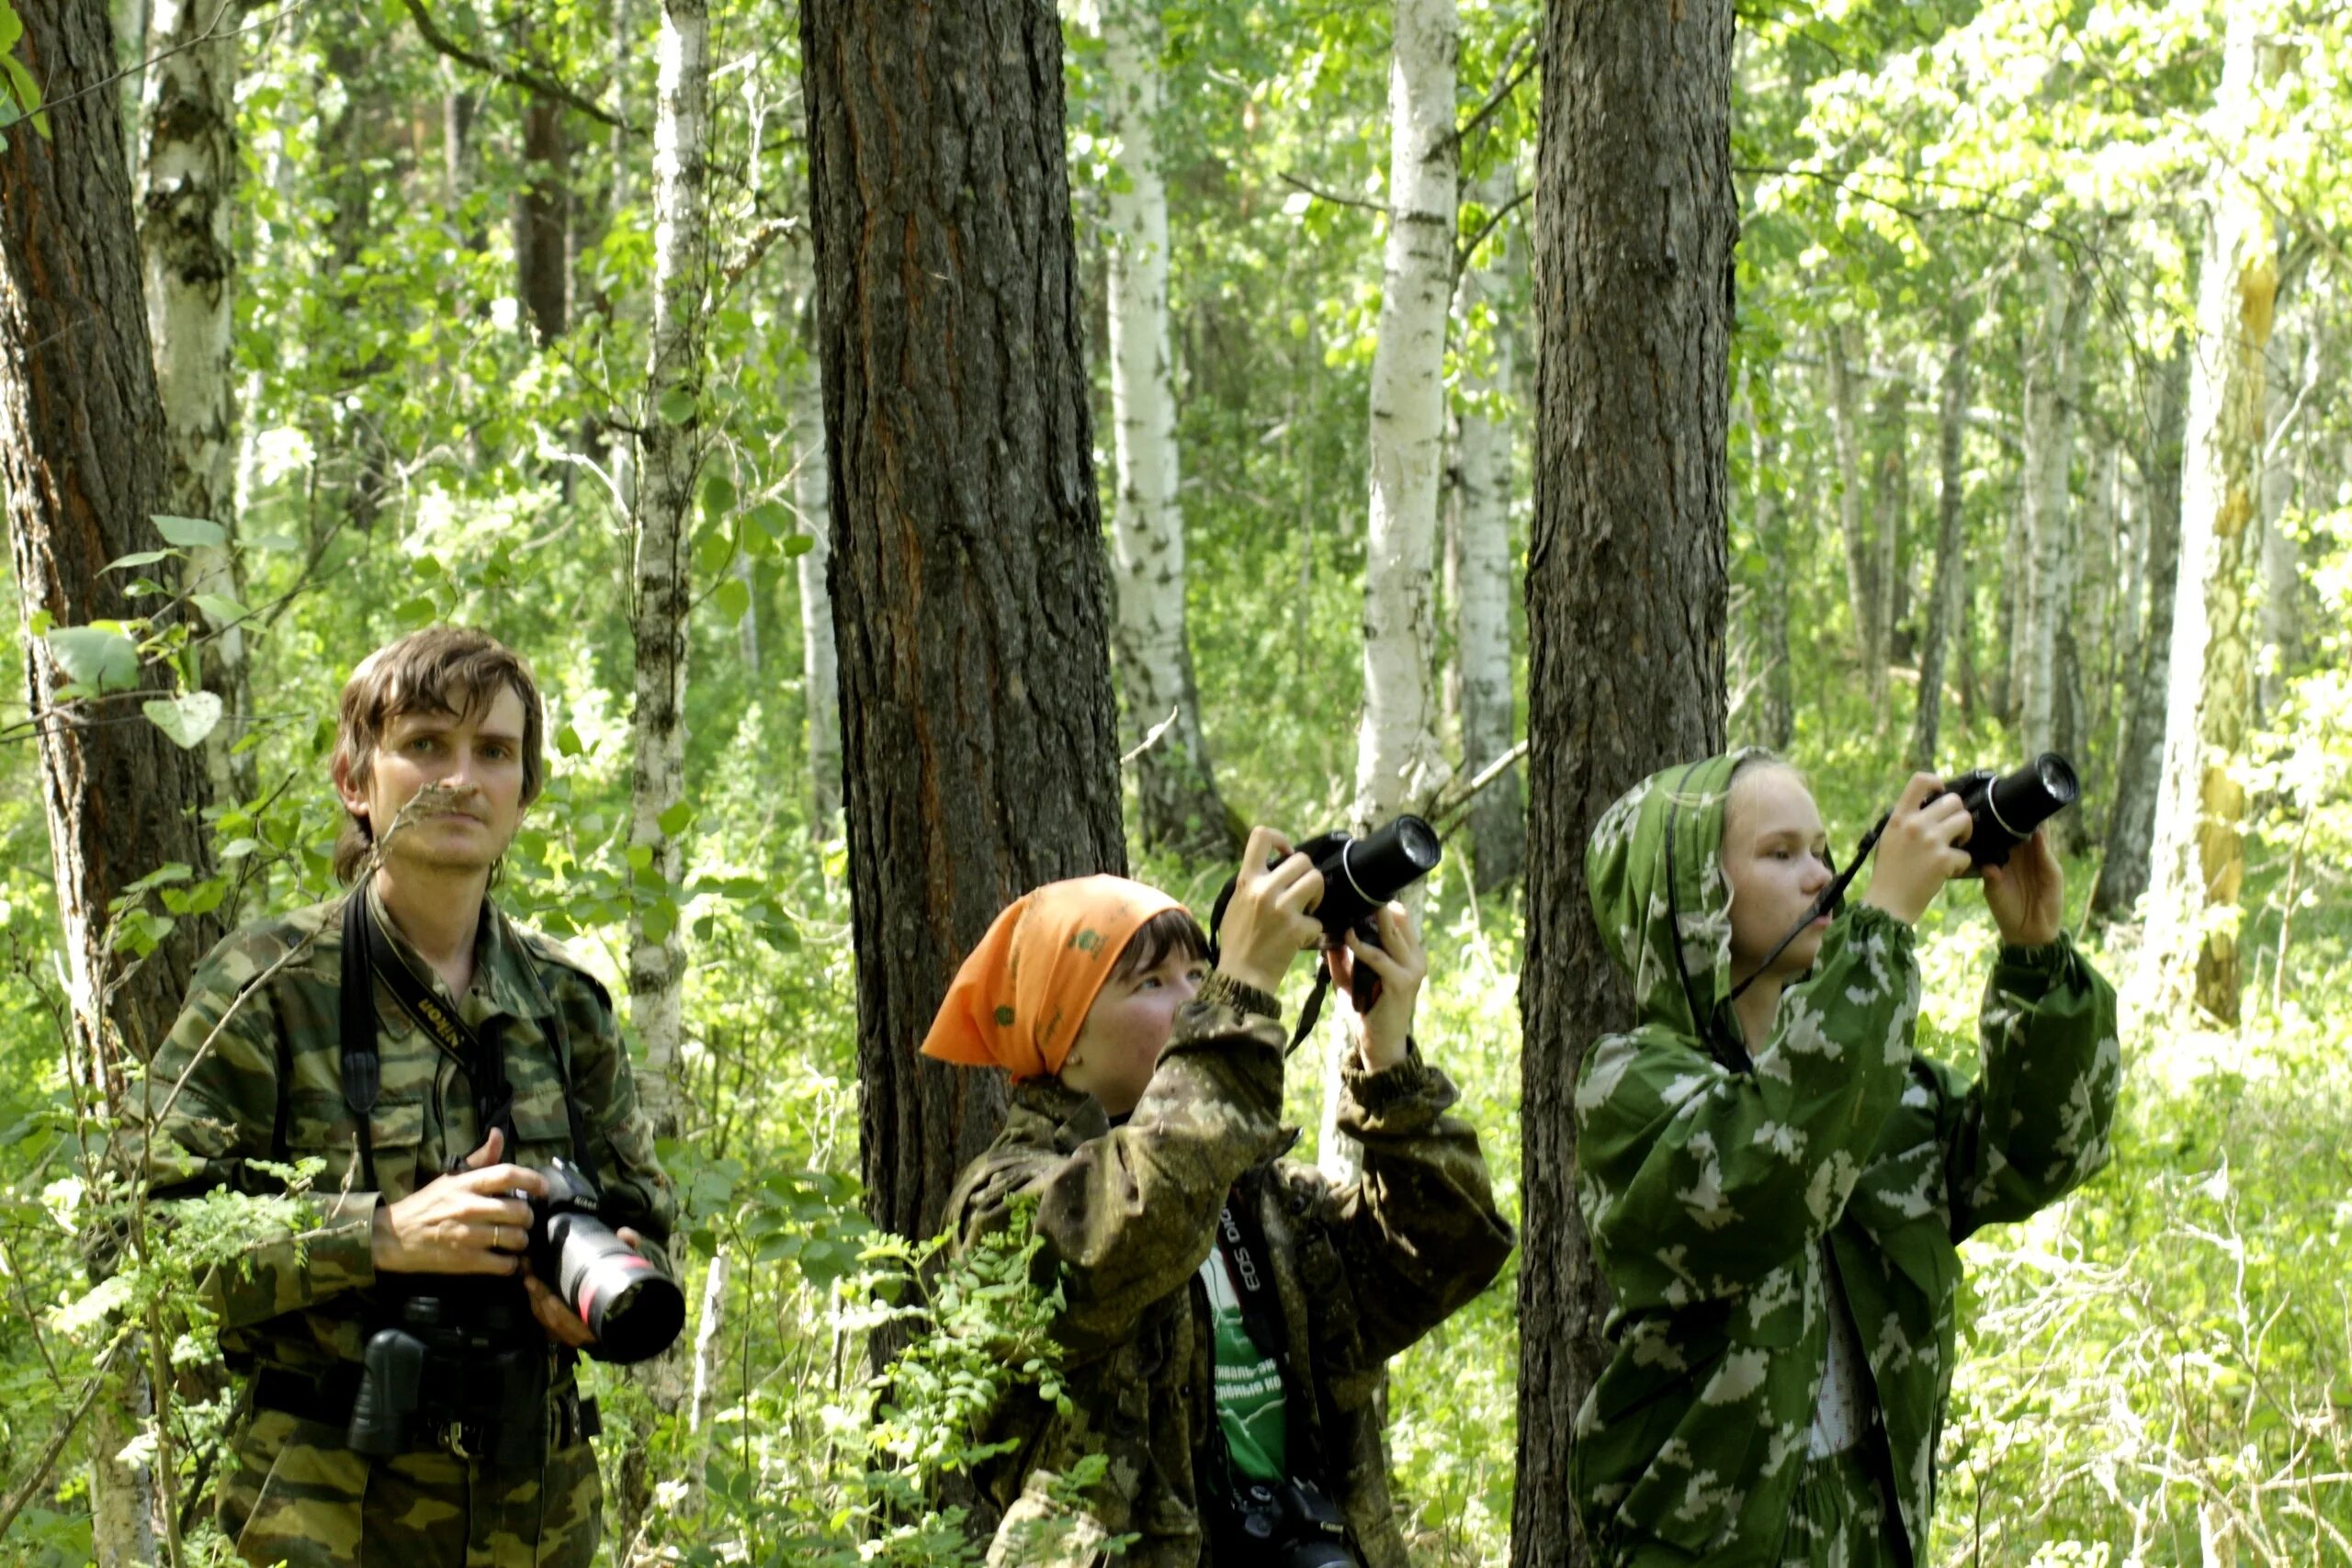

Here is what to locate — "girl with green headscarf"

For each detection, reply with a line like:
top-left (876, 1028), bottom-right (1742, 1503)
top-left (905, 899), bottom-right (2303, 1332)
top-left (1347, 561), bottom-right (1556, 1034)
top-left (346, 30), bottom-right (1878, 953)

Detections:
top-left (1570, 751), bottom-right (2122, 1566)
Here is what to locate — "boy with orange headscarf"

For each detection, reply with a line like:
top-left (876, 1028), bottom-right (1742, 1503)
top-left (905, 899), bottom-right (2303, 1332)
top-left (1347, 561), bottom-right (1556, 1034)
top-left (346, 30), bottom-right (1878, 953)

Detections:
top-left (922, 829), bottom-right (1515, 1568)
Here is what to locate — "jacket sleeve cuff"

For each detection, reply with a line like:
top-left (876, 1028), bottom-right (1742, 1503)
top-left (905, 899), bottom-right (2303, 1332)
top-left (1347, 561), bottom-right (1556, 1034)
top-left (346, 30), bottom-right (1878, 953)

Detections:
top-left (310, 1190), bottom-right (381, 1293)
top-left (1340, 1042), bottom-right (1459, 1134)
top-left (1195, 969), bottom-right (1283, 1022)
top-left (1993, 931), bottom-right (2081, 988)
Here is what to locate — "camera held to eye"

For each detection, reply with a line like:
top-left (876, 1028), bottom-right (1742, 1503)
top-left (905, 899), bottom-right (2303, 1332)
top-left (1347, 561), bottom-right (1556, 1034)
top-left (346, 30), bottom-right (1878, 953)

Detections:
top-left (1935, 753), bottom-right (2079, 869)
top-left (1290, 817), bottom-right (1442, 1011)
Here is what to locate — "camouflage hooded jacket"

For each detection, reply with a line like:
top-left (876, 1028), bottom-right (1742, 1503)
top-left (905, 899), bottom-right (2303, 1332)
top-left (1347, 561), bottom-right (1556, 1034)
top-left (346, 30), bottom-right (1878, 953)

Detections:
top-left (947, 980), bottom-right (1516, 1567)
top-left (1570, 752), bottom-right (2122, 1566)
top-left (125, 886), bottom-right (677, 1377)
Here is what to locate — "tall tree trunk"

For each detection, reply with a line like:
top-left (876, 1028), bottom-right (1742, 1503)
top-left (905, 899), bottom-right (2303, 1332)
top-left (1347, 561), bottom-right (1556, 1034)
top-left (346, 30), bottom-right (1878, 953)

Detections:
top-left (513, 14), bottom-right (571, 344)
top-left (794, 288), bottom-right (842, 831)
top-left (2019, 256), bottom-right (2091, 759)
top-left (1912, 321), bottom-right (1973, 771)
top-left (1101, 0), bottom-right (1231, 857)
top-left (1453, 169), bottom-right (1523, 886)
top-left (2256, 318), bottom-right (2312, 718)
top-left (138, 0), bottom-right (253, 808)
top-left (1355, 0), bottom-right (1459, 829)
top-left (2095, 346), bottom-right (2187, 924)
top-left (1870, 376), bottom-right (1907, 671)
top-left (2, 5), bottom-right (226, 1561)
top-left (2143, 17), bottom-right (2275, 1025)
top-left (629, 0), bottom-right (708, 1147)
top-left (1827, 326), bottom-right (1880, 703)
top-left (801, 0), bottom-right (1127, 1246)
top-left (1515, 2), bottom-right (1734, 1563)
top-left (1753, 427), bottom-right (1795, 751)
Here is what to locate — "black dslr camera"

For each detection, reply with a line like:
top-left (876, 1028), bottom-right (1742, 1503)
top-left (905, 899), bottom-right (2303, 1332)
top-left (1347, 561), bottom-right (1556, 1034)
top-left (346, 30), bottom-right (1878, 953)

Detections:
top-left (1292, 816), bottom-right (1442, 1011)
top-left (1937, 752), bottom-right (2079, 869)
top-left (528, 1157), bottom-right (685, 1365)
top-left (1212, 1476), bottom-right (1357, 1567)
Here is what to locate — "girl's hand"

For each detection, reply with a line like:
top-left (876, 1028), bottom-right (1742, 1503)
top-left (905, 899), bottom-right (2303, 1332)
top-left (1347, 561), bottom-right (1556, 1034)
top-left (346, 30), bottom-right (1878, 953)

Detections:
top-left (1982, 828), bottom-right (2064, 947)
top-left (1216, 826), bottom-right (1326, 996)
top-left (1861, 773), bottom-right (1973, 926)
top-left (1329, 902), bottom-right (1425, 1074)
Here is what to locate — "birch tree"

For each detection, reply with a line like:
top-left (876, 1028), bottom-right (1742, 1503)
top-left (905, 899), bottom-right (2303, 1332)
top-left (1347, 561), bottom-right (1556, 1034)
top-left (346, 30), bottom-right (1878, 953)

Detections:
top-left (1828, 327), bottom-right (1882, 703)
top-left (628, 0), bottom-right (708, 1140)
top-left (1912, 321), bottom-right (1973, 770)
top-left (2019, 256), bottom-right (2092, 758)
top-left (1100, 0), bottom-right (1231, 856)
top-left (2143, 13), bottom-right (2275, 1024)
top-left (1453, 166), bottom-right (1523, 886)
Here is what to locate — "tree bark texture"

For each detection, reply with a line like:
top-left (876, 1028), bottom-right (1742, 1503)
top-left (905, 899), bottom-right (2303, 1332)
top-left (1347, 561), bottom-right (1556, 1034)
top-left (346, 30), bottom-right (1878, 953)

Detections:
top-left (514, 14), bottom-right (571, 344)
top-left (1911, 322), bottom-right (1972, 772)
top-left (1355, 0), bottom-right (1459, 829)
top-left (1827, 326), bottom-right (1882, 705)
top-left (2144, 15), bottom-right (2273, 1025)
top-left (138, 0), bottom-right (253, 807)
top-left (628, 0), bottom-right (709, 1143)
top-left (1515, 2), bottom-right (1735, 1563)
top-left (2096, 346), bottom-right (2187, 924)
top-left (800, 0), bottom-right (1128, 1244)
top-left (2019, 256), bottom-right (2091, 759)
top-left (1453, 169), bottom-right (1523, 887)
top-left (794, 299), bottom-right (842, 830)
top-left (1101, 0), bottom-right (1231, 857)
top-left (1, 5), bottom-right (226, 1561)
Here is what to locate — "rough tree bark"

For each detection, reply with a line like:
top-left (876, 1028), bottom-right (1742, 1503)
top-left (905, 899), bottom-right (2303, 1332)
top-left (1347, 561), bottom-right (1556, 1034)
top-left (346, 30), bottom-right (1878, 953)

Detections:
top-left (1, 4), bottom-right (227, 1561)
top-left (800, 0), bottom-right (1127, 1245)
top-left (514, 14), bottom-right (571, 344)
top-left (1912, 321), bottom-right (1973, 772)
top-left (1453, 169), bottom-right (1524, 886)
top-left (2143, 14), bottom-right (2274, 1025)
top-left (2096, 346), bottom-right (2187, 924)
top-left (1100, 0), bottom-right (1232, 857)
top-left (138, 0), bottom-right (253, 807)
top-left (1514, 2), bottom-right (1734, 1563)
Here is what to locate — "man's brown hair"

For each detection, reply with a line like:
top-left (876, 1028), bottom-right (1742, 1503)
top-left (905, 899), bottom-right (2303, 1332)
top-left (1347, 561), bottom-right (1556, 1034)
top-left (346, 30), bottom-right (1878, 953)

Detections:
top-left (331, 626), bottom-right (546, 883)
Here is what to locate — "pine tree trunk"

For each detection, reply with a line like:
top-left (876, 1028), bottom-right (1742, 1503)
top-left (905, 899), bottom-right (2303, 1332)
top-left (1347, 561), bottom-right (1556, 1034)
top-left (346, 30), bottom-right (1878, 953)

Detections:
top-left (1911, 321), bottom-right (1972, 772)
top-left (2143, 16), bottom-right (2274, 1024)
top-left (1101, 0), bottom-right (1231, 857)
top-left (2095, 347), bottom-right (2187, 924)
top-left (800, 0), bottom-right (1127, 1246)
top-left (628, 0), bottom-right (709, 1144)
top-left (138, 0), bottom-right (254, 809)
top-left (1, 5), bottom-right (226, 1560)
top-left (1515, 2), bottom-right (1734, 1562)
top-left (1827, 328), bottom-right (1880, 703)
top-left (1355, 0), bottom-right (1459, 829)
top-left (1453, 174), bottom-right (1524, 888)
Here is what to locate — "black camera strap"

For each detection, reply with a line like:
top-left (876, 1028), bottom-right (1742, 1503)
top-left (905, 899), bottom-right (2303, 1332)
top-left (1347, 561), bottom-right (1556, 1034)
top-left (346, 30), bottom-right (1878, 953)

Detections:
top-left (1213, 1186), bottom-right (1329, 1484)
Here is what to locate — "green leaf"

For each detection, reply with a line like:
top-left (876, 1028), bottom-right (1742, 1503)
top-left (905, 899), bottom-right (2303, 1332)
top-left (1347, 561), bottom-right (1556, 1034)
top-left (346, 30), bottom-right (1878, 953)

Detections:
top-left (557, 724), bottom-right (585, 757)
top-left (747, 501), bottom-right (793, 540)
top-left (151, 515), bottom-right (227, 548)
top-left (701, 472), bottom-right (738, 519)
top-left (658, 801), bottom-right (695, 837)
top-left (657, 388), bottom-right (698, 425)
top-left (714, 576), bottom-right (752, 623)
top-left (190, 592), bottom-right (248, 627)
top-left (103, 549), bottom-right (176, 573)
top-left (142, 691), bottom-right (225, 749)
top-left (694, 526), bottom-right (734, 579)
top-left (783, 533), bottom-right (817, 558)
top-left (47, 626), bottom-right (141, 693)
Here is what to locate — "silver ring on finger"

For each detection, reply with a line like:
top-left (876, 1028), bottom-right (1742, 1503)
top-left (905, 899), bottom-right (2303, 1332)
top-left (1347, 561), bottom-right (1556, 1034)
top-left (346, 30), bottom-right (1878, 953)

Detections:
top-left (494, 1224), bottom-right (509, 1251)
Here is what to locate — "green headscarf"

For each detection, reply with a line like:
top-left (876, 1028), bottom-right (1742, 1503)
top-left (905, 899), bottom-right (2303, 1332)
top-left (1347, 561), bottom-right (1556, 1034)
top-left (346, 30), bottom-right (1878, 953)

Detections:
top-left (1585, 749), bottom-right (1777, 1063)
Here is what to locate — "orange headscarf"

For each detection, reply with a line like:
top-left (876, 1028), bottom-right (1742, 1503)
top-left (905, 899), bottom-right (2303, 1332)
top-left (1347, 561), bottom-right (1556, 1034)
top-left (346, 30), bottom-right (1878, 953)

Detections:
top-left (918, 875), bottom-right (1183, 1079)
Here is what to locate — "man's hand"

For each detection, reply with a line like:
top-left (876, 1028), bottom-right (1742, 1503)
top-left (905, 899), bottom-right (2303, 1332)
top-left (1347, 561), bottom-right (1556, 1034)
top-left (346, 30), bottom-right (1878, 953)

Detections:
top-left (1860, 773), bottom-right (1973, 926)
top-left (1983, 827), bottom-right (2064, 948)
top-left (522, 1226), bottom-right (649, 1349)
top-left (1216, 826), bottom-right (1325, 997)
top-left (1329, 902), bottom-right (1425, 1074)
top-left (370, 1128), bottom-right (548, 1276)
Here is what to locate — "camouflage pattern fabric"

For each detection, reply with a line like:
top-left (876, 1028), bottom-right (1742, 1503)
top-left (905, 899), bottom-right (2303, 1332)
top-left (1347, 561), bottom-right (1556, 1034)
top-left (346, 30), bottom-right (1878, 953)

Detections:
top-left (1570, 751), bottom-right (2123, 1567)
top-left (124, 886), bottom-right (676, 1566)
top-left (948, 979), bottom-right (1516, 1567)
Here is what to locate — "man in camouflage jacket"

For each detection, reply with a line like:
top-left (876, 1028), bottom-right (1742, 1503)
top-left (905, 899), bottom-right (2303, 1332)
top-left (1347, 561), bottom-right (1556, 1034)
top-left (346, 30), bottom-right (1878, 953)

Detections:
top-left (1569, 751), bottom-right (2122, 1566)
top-left (947, 934), bottom-right (1515, 1566)
top-left (126, 628), bottom-right (675, 1568)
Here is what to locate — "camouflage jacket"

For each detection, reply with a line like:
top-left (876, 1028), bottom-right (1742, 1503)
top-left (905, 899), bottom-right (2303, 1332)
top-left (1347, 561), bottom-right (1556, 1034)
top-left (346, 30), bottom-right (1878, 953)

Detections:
top-left (1570, 754), bottom-right (2123, 1565)
top-left (126, 886), bottom-right (677, 1378)
top-left (948, 981), bottom-right (1515, 1567)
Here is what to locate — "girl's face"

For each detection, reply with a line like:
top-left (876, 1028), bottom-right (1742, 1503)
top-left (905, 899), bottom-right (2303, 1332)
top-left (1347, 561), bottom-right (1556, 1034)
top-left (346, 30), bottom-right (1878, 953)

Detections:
top-left (1724, 765), bottom-right (1836, 986)
top-left (1058, 947), bottom-right (1208, 1116)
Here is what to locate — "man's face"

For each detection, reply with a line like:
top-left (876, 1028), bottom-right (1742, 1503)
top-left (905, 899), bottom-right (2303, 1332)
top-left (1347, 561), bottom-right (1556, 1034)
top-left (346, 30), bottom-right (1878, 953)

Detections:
top-left (1723, 766), bottom-right (1835, 986)
top-left (336, 686), bottom-right (530, 877)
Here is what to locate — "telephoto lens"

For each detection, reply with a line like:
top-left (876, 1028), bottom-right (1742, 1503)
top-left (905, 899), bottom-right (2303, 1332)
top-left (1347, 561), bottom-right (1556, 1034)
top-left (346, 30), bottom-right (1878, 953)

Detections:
top-left (531, 1159), bottom-right (686, 1364)
top-left (1944, 752), bottom-right (2079, 868)
top-left (1308, 815), bottom-right (1442, 937)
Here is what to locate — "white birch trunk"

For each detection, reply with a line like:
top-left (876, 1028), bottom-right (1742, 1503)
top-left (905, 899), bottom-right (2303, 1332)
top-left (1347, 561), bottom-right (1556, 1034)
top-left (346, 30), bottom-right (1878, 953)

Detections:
top-left (1451, 168), bottom-right (1521, 886)
top-left (2143, 11), bottom-right (2274, 1026)
top-left (1332, 0), bottom-right (1457, 1181)
top-left (1827, 330), bottom-right (1877, 698)
top-left (794, 292), bottom-right (842, 830)
top-left (630, 0), bottom-right (708, 1139)
top-left (2256, 321), bottom-right (2312, 717)
top-left (138, 0), bottom-right (249, 805)
top-left (2019, 256), bottom-right (2089, 758)
top-left (1101, 0), bottom-right (1228, 854)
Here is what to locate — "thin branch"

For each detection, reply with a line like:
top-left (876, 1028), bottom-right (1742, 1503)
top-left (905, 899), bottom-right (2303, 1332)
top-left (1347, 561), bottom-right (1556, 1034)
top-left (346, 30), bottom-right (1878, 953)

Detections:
top-left (0, 1339), bottom-right (129, 1545)
top-left (28, 0), bottom-right (319, 122)
top-left (1455, 186), bottom-right (1532, 276)
top-left (395, 0), bottom-right (630, 132)
top-left (1430, 740), bottom-right (1529, 836)
top-left (1443, 31), bottom-right (1536, 155)
top-left (720, 216), bottom-right (805, 288)
top-left (1119, 708), bottom-right (1181, 768)
top-left (1279, 171), bottom-right (1387, 219)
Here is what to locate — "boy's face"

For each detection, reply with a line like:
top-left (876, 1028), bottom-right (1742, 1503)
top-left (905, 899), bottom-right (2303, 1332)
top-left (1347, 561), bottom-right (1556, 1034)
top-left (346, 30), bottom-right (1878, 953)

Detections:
top-left (1058, 947), bottom-right (1209, 1117)
top-left (1723, 766), bottom-right (1835, 985)
top-left (335, 685), bottom-right (530, 877)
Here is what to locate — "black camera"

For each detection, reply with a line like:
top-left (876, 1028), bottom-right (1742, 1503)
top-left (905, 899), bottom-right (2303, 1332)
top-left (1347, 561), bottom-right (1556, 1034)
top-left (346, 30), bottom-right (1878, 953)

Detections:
top-left (529, 1157), bottom-right (685, 1365)
top-left (1939, 752), bottom-right (2079, 868)
top-left (1212, 1477), bottom-right (1357, 1568)
top-left (347, 1283), bottom-right (552, 1468)
top-left (1297, 817), bottom-right (1442, 1011)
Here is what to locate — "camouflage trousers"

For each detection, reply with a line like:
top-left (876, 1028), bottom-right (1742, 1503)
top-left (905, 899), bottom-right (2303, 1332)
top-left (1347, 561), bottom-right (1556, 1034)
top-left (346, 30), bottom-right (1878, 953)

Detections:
top-left (1776, 1447), bottom-right (1904, 1568)
top-left (218, 1407), bottom-right (604, 1568)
